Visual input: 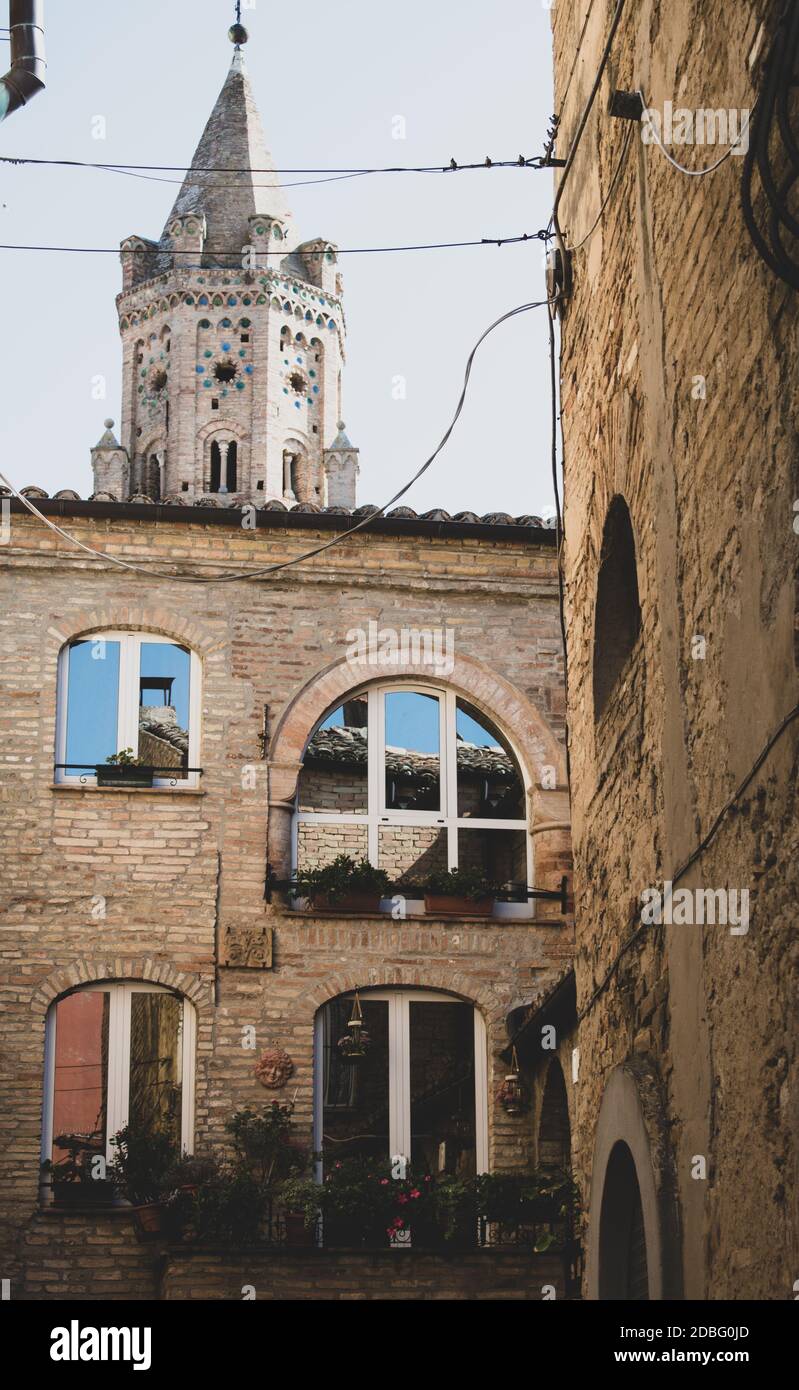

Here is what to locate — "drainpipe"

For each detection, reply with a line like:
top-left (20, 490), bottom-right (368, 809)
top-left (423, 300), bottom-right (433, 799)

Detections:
top-left (0, 0), bottom-right (46, 123)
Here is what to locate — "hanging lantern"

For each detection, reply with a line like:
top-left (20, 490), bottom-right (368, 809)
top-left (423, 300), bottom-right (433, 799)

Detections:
top-left (497, 1046), bottom-right (526, 1116)
top-left (337, 991), bottom-right (370, 1063)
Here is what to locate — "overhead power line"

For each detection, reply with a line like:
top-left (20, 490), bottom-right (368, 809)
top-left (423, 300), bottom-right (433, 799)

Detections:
top-left (0, 152), bottom-right (563, 175)
top-left (0, 231), bottom-right (549, 258)
top-left (1, 298), bottom-right (555, 586)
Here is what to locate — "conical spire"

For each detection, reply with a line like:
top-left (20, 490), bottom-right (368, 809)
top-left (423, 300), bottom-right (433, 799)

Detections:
top-left (160, 42), bottom-right (292, 267)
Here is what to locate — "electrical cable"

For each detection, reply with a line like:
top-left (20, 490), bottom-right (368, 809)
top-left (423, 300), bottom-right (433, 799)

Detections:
top-left (552, 0), bottom-right (629, 279)
top-left (564, 124), bottom-right (633, 252)
top-left (0, 231), bottom-right (548, 258)
top-left (741, 0), bottom-right (799, 291)
top-left (637, 88), bottom-right (754, 176)
top-left (0, 153), bottom-right (555, 176)
top-left (547, 300), bottom-right (571, 798)
top-left (577, 700), bottom-right (799, 1023)
top-left (0, 298), bottom-right (556, 586)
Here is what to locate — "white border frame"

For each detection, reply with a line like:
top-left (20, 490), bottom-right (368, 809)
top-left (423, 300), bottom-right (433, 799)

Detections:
top-left (55, 631), bottom-right (201, 788)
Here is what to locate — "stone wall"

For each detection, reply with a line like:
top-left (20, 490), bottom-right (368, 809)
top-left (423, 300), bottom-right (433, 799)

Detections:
top-left (552, 0), bottom-right (798, 1299)
top-left (0, 507), bottom-right (571, 1297)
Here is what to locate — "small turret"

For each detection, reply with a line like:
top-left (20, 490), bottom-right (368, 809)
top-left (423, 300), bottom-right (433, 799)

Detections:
top-left (91, 420), bottom-right (129, 500)
top-left (324, 422), bottom-right (359, 508)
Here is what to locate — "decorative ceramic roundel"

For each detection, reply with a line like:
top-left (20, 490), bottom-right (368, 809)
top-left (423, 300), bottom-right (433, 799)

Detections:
top-left (254, 1047), bottom-right (294, 1089)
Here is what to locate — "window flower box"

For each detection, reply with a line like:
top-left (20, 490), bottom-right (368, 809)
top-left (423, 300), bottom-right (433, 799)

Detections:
top-left (424, 892), bottom-right (493, 917)
top-left (422, 869), bottom-right (499, 918)
top-left (96, 763), bottom-right (155, 789)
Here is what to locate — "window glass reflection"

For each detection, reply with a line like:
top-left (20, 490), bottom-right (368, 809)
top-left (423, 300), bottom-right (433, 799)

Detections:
top-left (298, 697), bottom-right (368, 813)
top-left (129, 992), bottom-right (183, 1146)
top-left (138, 642), bottom-right (191, 776)
top-left (384, 691), bottom-right (440, 811)
top-left (65, 640), bottom-right (120, 774)
top-left (456, 699), bottom-right (524, 819)
top-left (52, 991), bottom-right (109, 1167)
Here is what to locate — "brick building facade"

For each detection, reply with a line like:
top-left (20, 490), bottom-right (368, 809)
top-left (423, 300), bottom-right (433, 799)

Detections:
top-left (0, 498), bottom-right (572, 1298)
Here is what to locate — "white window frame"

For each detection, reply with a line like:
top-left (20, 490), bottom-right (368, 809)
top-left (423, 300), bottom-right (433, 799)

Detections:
top-left (295, 682), bottom-right (531, 888)
top-left (41, 982), bottom-right (196, 1173)
top-left (313, 989), bottom-right (488, 1178)
top-left (55, 631), bottom-right (201, 788)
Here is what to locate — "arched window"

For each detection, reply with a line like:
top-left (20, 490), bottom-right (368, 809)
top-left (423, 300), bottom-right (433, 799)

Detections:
top-left (537, 1059), bottom-right (571, 1173)
top-left (314, 988), bottom-right (487, 1179)
top-left (593, 496), bottom-right (641, 720)
top-left (55, 632), bottom-right (200, 786)
top-left (598, 1141), bottom-right (649, 1300)
top-left (296, 684), bottom-right (529, 907)
top-left (41, 982), bottom-right (195, 1188)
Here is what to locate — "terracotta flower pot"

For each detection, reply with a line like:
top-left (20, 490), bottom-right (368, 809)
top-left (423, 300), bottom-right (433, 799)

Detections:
top-left (311, 892), bottom-right (382, 913)
top-left (424, 893), bottom-right (493, 917)
top-left (133, 1201), bottom-right (165, 1239)
top-left (285, 1212), bottom-right (315, 1246)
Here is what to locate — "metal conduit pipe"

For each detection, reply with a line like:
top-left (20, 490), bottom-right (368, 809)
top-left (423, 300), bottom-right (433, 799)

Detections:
top-left (0, 0), bottom-right (46, 123)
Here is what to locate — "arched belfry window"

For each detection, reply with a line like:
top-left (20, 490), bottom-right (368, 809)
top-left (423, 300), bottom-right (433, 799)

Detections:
top-left (593, 495), bottom-right (641, 720)
top-left (208, 438), bottom-right (238, 493)
top-left (295, 684), bottom-right (530, 902)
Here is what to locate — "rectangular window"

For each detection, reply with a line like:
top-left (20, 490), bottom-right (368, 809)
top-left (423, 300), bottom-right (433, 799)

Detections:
top-left (58, 634), bottom-right (199, 786)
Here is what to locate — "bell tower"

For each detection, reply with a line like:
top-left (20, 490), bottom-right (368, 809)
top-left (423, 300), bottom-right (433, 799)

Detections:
top-left (95, 15), bottom-right (359, 508)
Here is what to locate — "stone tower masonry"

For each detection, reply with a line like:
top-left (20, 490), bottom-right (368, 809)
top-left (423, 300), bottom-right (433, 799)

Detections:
top-left (92, 34), bottom-right (358, 507)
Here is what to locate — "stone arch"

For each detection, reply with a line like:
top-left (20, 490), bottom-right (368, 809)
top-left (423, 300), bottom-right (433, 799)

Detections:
top-left (267, 651), bottom-right (567, 886)
top-left (586, 1061), bottom-right (682, 1301)
top-left (289, 964), bottom-right (506, 1029)
top-left (269, 649), bottom-right (565, 806)
top-left (30, 957), bottom-right (212, 1017)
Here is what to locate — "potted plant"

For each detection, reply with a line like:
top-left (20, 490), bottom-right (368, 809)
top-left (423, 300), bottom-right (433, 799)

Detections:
top-left (44, 1131), bottom-right (114, 1208)
top-left (224, 1101), bottom-right (306, 1188)
top-left (109, 1123), bottom-right (179, 1237)
top-left (191, 1166), bottom-right (269, 1247)
top-left (97, 748), bottom-right (154, 788)
top-left (278, 1175), bottom-right (321, 1246)
top-left (423, 867), bottom-right (498, 917)
top-left (474, 1169), bottom-right (578, 1248)
top-left (291, 855), bottom-right (391, 913)
top-left (319, 1156), bottom-right (396, 1247)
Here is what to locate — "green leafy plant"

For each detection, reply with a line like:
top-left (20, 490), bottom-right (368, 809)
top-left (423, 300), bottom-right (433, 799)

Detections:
top-left (279, 1175), bottom-right (322, 1228)
top-left (224, 1102), bottom-right (306, 1191)
top-left (318, 1156), bottom-right (397, 1243)
top-left (191, 1167), bottom-right (268, 1246)
top-left (104, 748), bottom-right (146, 766)
top-left (291, 855), bottom-right (392, 906)
top-left (423, 866), bottom-right (499, 900)
top-left (109, 1123), bottom-right (180, 1205)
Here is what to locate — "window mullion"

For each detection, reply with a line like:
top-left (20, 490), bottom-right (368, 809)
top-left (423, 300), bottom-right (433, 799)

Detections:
top-left (369, 687), bottom-right (382, 864)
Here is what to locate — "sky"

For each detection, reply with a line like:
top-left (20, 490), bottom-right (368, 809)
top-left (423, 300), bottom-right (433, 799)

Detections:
top-left (0, 0), bottom-right (557, 518)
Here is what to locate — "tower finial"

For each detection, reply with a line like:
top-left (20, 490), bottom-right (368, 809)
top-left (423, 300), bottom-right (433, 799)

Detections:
top-left (229, 2), bottom-right (248, 48)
